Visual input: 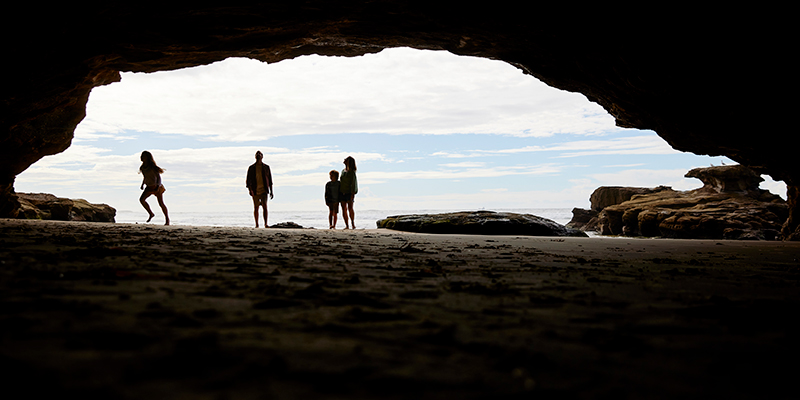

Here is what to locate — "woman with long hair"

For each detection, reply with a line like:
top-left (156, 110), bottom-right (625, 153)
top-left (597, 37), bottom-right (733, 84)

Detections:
top-left (139, 150), bottom-right (170, 225)
top-left (339, 156), bottom-right (358, 229)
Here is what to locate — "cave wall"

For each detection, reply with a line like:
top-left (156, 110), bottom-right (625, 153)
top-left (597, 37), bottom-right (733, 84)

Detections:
top-left (2, 3), bottom-right (795, 235)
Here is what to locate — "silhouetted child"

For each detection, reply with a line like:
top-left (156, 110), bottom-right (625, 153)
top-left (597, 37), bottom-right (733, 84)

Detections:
top-left (325, 170), bottom-right (341, 229)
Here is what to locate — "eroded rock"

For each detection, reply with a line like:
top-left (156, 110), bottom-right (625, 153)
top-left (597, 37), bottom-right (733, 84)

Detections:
top-left (16, 193), bottom-right (116, 222)
top-left (589, 186), bottom-right (673, 212)
top-left (377, 210), bottom-right (587, 237)
top-left (569, 166), bottom-right (788, 240)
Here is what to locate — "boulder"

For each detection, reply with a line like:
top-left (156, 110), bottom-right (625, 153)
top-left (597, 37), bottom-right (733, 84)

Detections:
top-left (565, 207), bottom-right (598, 230)
top-left (16, 193), bottom-right (116, 222)
top-left (589, 186), bottom-right (673, 211)
top-left (271, 222), bottom-right (306, 229)
top-left (568, 166), bottom-right (788, 240)
top-left (377, 211), bottom-right (588, 237)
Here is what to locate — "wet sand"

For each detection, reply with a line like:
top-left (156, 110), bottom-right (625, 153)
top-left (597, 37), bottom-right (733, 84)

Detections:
top-left (1, 218), bottom-right (799, 399)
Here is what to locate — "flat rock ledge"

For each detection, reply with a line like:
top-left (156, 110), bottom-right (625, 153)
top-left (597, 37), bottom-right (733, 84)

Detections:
top-left (16, 193), bottom-right (116, 222)
top-left (377, 211), bottom-right (588, 237)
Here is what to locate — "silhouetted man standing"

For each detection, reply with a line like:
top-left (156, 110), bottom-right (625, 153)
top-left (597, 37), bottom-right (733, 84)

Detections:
top-left (246, 151), bottom-right (273, 227)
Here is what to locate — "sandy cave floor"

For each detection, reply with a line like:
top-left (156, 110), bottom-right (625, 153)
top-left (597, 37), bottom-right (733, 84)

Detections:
top-left (1, 218), bottom-right (800, 399)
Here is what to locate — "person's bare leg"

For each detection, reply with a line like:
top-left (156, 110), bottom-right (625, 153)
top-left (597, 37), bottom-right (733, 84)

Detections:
top-left (252, 197), bottom-right (260, 228)
top-left (341, 202), bottom-right (350, 229)
top-left (333, 212), bottom-right (338, 229)
top-left (261, 198), bottom-right (268, 227)
top-left (140, 192), bottom-right (155, 222)
top-left (155, 193), bottom-right (169, 225)
top-left (348, 200), bottom-right (355, 229)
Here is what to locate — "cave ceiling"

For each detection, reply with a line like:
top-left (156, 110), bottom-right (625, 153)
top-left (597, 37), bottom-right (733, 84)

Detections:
top-left (2, 4), bottom-right (793, 186)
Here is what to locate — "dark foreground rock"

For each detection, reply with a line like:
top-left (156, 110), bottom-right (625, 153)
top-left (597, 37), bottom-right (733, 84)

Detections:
top-left (568, 165), bottom-right (788, 240)
top-left (271, 222), bottom-right (306, 229)
top-left (377, 210), bottom-right (588, 237)
top-left (16, 193), bottom-right (116, 222)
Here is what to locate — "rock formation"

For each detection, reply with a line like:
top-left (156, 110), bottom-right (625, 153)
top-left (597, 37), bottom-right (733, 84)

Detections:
top-left (271, 222), bottom-right (306, 229)
top-left (568, 165), bottom-right (788, 240)
top-left (2, 5), bottom-right (795, 236)
top-left (377, 211), bottom-right (588, 237)
top-left (567, 186), bottom-right (675, 230)
top-left (588, 186), bottom-right (673, 212)
top-left (16, 193), bottom-right (116, 222)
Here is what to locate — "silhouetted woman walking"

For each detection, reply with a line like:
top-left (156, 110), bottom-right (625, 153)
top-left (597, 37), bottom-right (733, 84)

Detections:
top-left (139, 150), bottom-right (170, 225)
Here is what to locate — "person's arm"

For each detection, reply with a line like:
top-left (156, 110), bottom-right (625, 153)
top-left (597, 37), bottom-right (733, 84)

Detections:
top-left (140, 169), bottom-right (149, 190)
top-left (267, 165), bottom-right (274, 199)
top-left (246, 165), bottom-right (254, 196)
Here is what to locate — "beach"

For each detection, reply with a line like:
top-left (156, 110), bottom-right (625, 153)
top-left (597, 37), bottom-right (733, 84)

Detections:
top-left (1, 218), bottom-right (799, 399)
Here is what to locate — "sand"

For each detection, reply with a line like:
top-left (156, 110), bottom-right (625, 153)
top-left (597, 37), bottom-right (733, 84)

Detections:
top-left (1, 218), bottom-right (799, 399)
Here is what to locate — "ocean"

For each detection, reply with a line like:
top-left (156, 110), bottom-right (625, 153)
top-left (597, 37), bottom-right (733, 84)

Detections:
top-left (114, 208), bottom-right (576, 230)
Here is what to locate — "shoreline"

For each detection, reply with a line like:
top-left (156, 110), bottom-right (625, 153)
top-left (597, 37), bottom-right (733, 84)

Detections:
top-left (2, 218), bottom-right (799, 399)
top-left (112, 207), bottom-right (577, 231)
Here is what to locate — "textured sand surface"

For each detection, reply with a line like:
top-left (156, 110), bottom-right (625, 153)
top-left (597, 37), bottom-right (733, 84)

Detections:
top-left (1, 219), bottom-right (799, 399)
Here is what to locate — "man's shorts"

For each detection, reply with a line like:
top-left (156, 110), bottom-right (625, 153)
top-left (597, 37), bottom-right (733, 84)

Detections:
top-left (252, 193), bottom-right (268, 206)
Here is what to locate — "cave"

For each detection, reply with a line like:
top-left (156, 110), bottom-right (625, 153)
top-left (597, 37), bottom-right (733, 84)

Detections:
top-left (3, 5), bottom-right (800, 398)
top-left (2, 4), bottom-right (795, 237)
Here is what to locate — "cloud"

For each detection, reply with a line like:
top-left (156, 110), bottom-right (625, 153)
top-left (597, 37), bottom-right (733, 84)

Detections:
top-left (358, 164), bottom-right (563, 184)
top-left (603, 163), bottom-right (646, 168)
top-left (77, 48), bottom-right (623, 141)
top-left (431, 134), bottom-right (676, 158)
top-left (439, 162), bottom-right (487, 168)
top-left (360, 185), bottom-right (593, 211)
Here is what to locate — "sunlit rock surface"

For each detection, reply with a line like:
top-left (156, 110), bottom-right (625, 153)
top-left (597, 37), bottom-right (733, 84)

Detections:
top-left (378, 210), bottom-right (587, 237)
top-left (16, 193), bottom-right (116, 222)
top-left (569, 166), bottom-right (788, 240)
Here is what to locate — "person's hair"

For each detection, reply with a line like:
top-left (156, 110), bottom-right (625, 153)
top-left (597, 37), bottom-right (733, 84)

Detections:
top-left (140, 151), bottom-right (164, 174)
top-left (344, 156), bottom-right (357, 172)
top-left (330, 170), bottom-right (340, 180)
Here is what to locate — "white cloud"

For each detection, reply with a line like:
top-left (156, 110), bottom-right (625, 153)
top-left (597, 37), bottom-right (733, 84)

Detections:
top-left (360, 185), bottom-right (592, 211)
top-left (760, 176), bottom-right (787, 199)
top-left (429, 134), bottom-right (676, 159)
top-left (77, 48), bottom-right (622, 141)
top-left (439, 162), bottom-right (487, 168)
top-left (358, 164), bottom-right (563, 184)
top-left (586, 168), bottom-right (698, 190)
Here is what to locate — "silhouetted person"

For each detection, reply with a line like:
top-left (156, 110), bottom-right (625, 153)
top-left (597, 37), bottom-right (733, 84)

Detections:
top-left (139, 150), bottom-right (169, 225)
top-left (246, 150), bottom-right (273, 227)
top-left (325, 170), bottom-right (341, 229)
top-left (340, 156), bottom-right (358, 229)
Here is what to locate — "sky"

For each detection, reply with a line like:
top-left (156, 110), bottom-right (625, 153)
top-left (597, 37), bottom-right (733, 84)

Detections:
top-left (15, 47), bottom-right (786, 216)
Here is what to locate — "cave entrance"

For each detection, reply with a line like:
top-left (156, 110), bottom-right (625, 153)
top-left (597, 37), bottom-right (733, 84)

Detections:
top-left (14, 48), bottom-right (784, 228)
